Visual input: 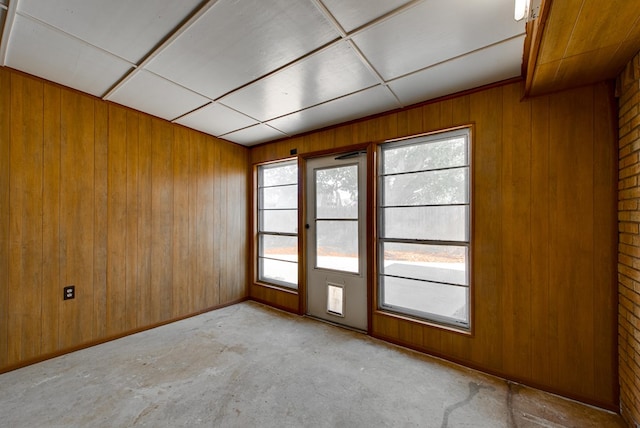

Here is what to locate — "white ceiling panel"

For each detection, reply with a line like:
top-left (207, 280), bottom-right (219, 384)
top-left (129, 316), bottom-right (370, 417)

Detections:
top-left (320, 0), bottom-right (412, 32)
top-left (267, 85), bottom-right (400, 136)
top-left (1, 0), bottom-right (529, 146)
top-left (175, 103), bottom-right (258, 137)
top-left (353, 0), bottom-right (525, 80)
top-left (6, 15), bottom-right (132, 97)
top-left (220, 42), bottom-right (379, 122)
top-left (18, 0), bottom-right (202, 64)
top-left (221, 124), bottom-right (288, 146)
top-left (389, 36), bottom-right (525, 106)
top-left (147, 0), bottom-right (339, 100)
top-left (107, 70), bottom-right (209, 121)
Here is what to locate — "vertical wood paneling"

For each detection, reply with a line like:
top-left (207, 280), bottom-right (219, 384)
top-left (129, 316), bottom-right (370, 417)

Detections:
top-left (0, 68), bottom-right (10, 367)
top-left (0, 66), bottom-right (615, 409)
top-left (249, 80), bottom-right (617, 408)
top-left (188, 132), bottom-right (204, 308)
top-left (107, 104), bottom-right (128, 335)
top-left (125, 110), bottom-right (139, 330)
top-left (422, 102), bottom-right (441, 133)
top-left (195, 134), bottom-right (216, 308)
top-left (469, 86), bottom-right (504, 371)
top-left (225, 144), bottom-right (248, 301)
top-left (500, 83), bottom-right (532, 378)
top-left (93, 100), bottom-right (108, 339)
top-left (41, 84), bottom-right (61, 354)
top-left (397, 107), bottom-right (423, 137)
top-left (530, 94), bottom-right (554, 386)
top-left (9, 73), bottom-right (43, 362)
top-left (172, 127), bottom-right (191, 317)
top-left (59, 90), bottom-right (95, 348)
top-left (137, 114), bottom-right (153, 327)
top-left (551, 87), bottom-right (596, 399)
top-left (150, 119), bottom-right (174, 323)
top-left (1, 69), bottom-right (249, 373)
top-left (210, 136), bottom-right (221, 307)
top-left (592, 83), bottom-right (617, 404)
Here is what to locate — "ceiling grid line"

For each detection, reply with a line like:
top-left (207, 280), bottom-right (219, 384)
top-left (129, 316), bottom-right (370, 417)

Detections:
top-left (388, 32), bottom-right (528, 86)
top-left (17, 12), bottom-right (136, 67)
top-left (102, 0), bottom-right (221, 100)
top-left (1, 0), bottom-right (529, 145)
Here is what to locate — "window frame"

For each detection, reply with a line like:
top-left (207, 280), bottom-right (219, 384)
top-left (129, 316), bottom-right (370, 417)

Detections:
top-left (377, 127), bottom-right (472, 331)
top-left (256, 159), bottom-right (299, 290)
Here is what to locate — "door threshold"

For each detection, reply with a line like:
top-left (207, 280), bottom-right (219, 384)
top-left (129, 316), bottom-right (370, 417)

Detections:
top-left (303, 314), bottom-right (367, 334)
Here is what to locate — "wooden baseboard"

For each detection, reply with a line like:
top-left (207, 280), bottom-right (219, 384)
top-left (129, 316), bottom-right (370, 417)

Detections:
top-left (370, 331), bottom-right (619, 414)
top-left (0, 297), bottom-right (248, 375)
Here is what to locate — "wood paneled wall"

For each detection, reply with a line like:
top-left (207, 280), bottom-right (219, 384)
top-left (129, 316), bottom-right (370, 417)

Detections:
top-left (0, 68), bottom-right (249, 371)
top-left (250, 80), bottom-right (618, 409)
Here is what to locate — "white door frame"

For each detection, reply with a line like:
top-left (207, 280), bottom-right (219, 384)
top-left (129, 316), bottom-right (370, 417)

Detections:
top-left (304, 151), bottom-right (368, 330)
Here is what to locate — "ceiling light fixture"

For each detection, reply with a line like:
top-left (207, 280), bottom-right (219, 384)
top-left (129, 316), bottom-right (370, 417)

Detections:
top-left (514, 0), bottom-right (530, 21)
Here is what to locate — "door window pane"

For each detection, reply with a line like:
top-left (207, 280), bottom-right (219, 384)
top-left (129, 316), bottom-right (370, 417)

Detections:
top-left (316, 165), bottom-right (358, 219)
top-left (316, 220), bottom-right (358, 273)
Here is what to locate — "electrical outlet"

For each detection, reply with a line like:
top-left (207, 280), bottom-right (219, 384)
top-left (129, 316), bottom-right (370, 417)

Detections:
top-left (63, 285), bottom-right (75, 300)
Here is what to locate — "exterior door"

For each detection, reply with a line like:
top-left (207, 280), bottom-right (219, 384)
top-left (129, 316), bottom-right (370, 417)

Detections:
top-left (305, 153), bottom-right (367, 330)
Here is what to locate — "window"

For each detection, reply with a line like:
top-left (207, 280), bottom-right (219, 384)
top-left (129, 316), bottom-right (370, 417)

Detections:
top-left (378, 128), bottom-right (471, 329)
top-left (257, 160), bottom-right (298, 289)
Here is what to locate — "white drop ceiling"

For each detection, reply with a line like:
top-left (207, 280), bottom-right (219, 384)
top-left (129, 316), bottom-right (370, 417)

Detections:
top-left (0, 0), bottom-right (525, 146)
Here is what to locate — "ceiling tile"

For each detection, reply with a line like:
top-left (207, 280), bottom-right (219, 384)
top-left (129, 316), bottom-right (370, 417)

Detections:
top-left (320, 0), bottom-right (412, 32)
top-left (18, 0), bottom-right (201, 64)
top-left (267, 85), bottom-right (400, 136)
top-left (220, 42), bottom-right (379, 122)
top-left (174, 103), bottom-right (258, 137)
top-left (5, 15), bottom-right (132, 97)
top-left (389, 36), bottom-right (524, 106)
top-left (353, 0), bottom-right (525, 80)
top-left (147, 0), bottom-right (339, 100)
top-left (221, 124), bottom-right (288, 147)
top-left (107, 70), bottom-right (209, 121)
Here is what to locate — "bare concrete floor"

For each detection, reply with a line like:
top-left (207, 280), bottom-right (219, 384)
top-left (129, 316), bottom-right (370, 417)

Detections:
top-left (0, 301), bottom-right (624, 427)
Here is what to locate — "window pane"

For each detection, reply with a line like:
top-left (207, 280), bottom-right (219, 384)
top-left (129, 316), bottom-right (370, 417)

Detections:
top-left (382, 136), bottom-right (467, 174)
top-left (261, 162), bottom-right (297, 187)
top-left (381, 242), bottom-right (467, 285)
top-left (316, 165), bottom-right (358, 219)
top-left (383, 167), bottom-right (468, 206)
top-left (259, 258), bottom-right (298, 287)
top-left (262, 209), bottom-right (297, 233)
top-left (382, 206), bottom-right (468, 241)
top-left (260, 234), bottom-right (298, 262)
top-left (316, 220), bottom-right (358, 273)
top-left (381, 276), bottom-right (468, 323)
top-left (261, 184), bottom-right (297, 209)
